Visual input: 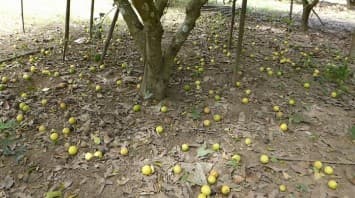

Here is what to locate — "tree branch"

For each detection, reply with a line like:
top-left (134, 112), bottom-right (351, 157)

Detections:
top-left (155, 0), bottom-right (168, 18)
top-left (114, 0), bottom-right (145, 52)
top-left (165, 0), bottom-right (208, 59)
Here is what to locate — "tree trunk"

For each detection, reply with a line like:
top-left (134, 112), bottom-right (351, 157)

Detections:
top-left (234, 0), bottom-right (247, 80)
top-left (141, 23), bottom-right (165, 100)
top-left (89, 0), bottom-right (95, 39)
top-left (347, 0), bottom-right (355, 10)
top-left (63, 0), bottom-right (71, 61)
top-left (350, 32), bottom-right (355, 59)
top-left (228, 0), bottom-right (237, 49)
top-left (21, 0), bottom-right (25, 33)
top-left (115, 0), bottom-right (206, 100)
top-left (301, 0), bottom-right (319, 31)
top-left (289, 0), bottom-right (293, 22)
top-left (301, 5), bottom-right (312, 31)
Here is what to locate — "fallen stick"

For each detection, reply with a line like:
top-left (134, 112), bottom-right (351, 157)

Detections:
top-left (0, 46), bottom-right (54, 63)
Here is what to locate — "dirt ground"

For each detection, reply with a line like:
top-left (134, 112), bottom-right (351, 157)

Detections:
top-left (0, 1), bottom-right (355, 198)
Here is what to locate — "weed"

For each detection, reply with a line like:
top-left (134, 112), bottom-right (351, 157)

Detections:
top-left (0, 120), bottom-right (26, 162)
top-left (324, 60), bottom-right (351, 85)
top-left (350, 125), bottom-right (355, 141)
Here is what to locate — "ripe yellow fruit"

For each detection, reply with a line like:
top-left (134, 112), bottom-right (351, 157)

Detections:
top-left (133, 104), bottom-right (141, 112)
top-left (232, 154), bottom-right (241, 163)
top-left (259, 67), bottom-right (265, 72)
top-left (303, 82), bottom-right (310, 89)
top-left (94, 151), bottom-right (103, 158)
top-left (160, 106), bottom-right (168, 113)
top-left (19, 102), bottom-right (26, 109)
top-left (212, 143), bottom-right (220, 151)
top-left (235, 81), bottom-right (241, 87)
top-left (313, 161), bottom-right (322, 170)
top-left (141, 165), bottom-right (153, 176)
top-left (172, 164), bottom-right (182, 174)
top-left (273, 105), bottom-right (280, 112)
top-left (156, 125), bottom-right (164, 134)
top-left (324, 166), bottom-right (334, 175)
top-left (41, 99), bottom-right (48, 106)
top-left (120, 147), bottom-right (129, 156)
top-left (214, 95), bottom-right (221, 101)
top-left (209, 170), bottom-right (219, 178)
top-left (331, 91), bottom-right (337, 98)
top-left (245, 89), bottom-right (251, 95)
top-left (221, 185), bottom-right (230, 195)
top-left (200, 185), bottom-right (211, 196)
top-left (62, 128), bottom-right (70, 135)
top-left (245, 138), bottom-right (252, 146)
top-left (60, 102), bottom-right (67, 110)
top-left (16, 114), bottom-right (24, 122)
top-left (213, 114), bottom-right (222, 122)
top-left (207, 175), bottom-right (217, 184)
top-left (279, 184), bottom-right (287, 192)
top-left (85, 152), bottom-right (94, 161)
top-left (22, 105), bottom-right (30, 112)
top-left (203, 107), bottom-right (210, 114)
top-left (280, 123), bottom-right (288, 132)
top-left (203, 120), bottom-right (211, 127)
top-left (30, 66), bottom-right (37, 73)
top-left (267, 70), bottom-right (273, 76)
top-left (1, 76), bottom-right (9, 83)
top-left (95, 85), bottom-right (102, 92)
top-left (197, 193), bottom-right (207, 198)
top-left (68, 117), bottom-right (76, 125)
top-left (50, 133), bottom-right (59, 141)
top-left (288, 99), bottom-right (296, 105)
top-left (327, 180), bottom-right (337, 190)
top-left (242, 97), bottom-right (249, 104)
top-left (116, 80), bottom-right (122, 86)
top-left (260, 154), bottom-right (269, 164)
top-left (21, 92), bottom-right (28, 98)
top-left (181, 144), bottom-right (189, 152)
top-left (22, 73), bottom-right (31, 80)
top-left (68, 146), bottom-right (78, 155)
top-left (38, 125), bottom-right (46, 133)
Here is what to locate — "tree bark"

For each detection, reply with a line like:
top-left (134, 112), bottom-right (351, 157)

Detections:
top-left (114, 0), bottom-right (207, 100)
top-left (347, 0), bottom-right (355, 10)
top-left (301, 0), bottom-right (319, 31)
top-left (228, 0), bottom-right (237, 49)
top-left (234, 0), bottom-right (247, 80)
top-left (289, 0), bottom-right (293, 22)
top-left (89, 0), bottom-right (95, 39)
top-left (21, 0), bottom-right (25, 33)
top-left (100, 7), bottom-right (120, 65)
top-left (63, 0), bottom-right (71, 61)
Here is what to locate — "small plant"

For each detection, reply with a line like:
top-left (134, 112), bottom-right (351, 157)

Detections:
top-left (350, 125), bottom-right (355, 141)
top-left (0, 120), bottom-right (25, 162)
top-left (325, 62), bottom-right (351, 85)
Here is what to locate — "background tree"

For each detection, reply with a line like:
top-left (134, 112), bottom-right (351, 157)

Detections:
top-left (114, 0), bottom-right (207, 100)
top-left (234, 0), bottom-right (247, 80)
top-left (228, 0), bottom-right (237, 49)
top-left (21, 0), bottom-right (25, 33)
top-left (301, 0), bottom-right (319, 31)
top-left (347, 0), bottom-right (355, 10)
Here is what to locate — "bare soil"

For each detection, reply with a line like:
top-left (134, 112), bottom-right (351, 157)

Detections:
top-left (0, 4), bottom-right (355, 198)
